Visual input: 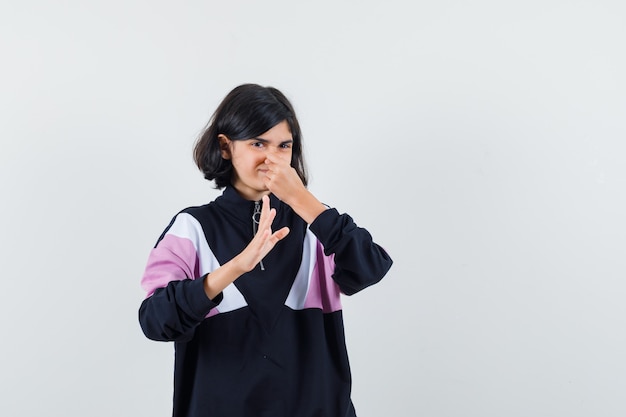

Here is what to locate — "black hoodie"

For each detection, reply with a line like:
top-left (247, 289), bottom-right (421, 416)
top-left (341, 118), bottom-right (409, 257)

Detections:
top-left (139, 186), bottom-right (392, 417)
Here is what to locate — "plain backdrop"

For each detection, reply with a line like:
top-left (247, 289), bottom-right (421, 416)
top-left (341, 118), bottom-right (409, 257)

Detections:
top-left (1, 1), bottom-right (625, 416)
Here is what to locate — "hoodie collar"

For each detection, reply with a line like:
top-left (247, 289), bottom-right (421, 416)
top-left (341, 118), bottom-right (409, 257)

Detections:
top-left (217, 186), bottom-right (282, 218)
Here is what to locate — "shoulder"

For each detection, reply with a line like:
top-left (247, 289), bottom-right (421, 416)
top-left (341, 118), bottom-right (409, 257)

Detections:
top-left (153, 203), bottom-right (214, 247)
top-left (180, 202), bottom-right (214, 219)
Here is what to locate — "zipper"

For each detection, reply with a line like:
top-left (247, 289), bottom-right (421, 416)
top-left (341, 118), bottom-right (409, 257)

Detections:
top-left (252, 200), bottom-right (265, 271)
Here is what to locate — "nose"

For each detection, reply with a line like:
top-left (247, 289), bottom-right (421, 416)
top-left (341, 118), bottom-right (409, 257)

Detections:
top-left (264, 146), bottom-right (282, 158)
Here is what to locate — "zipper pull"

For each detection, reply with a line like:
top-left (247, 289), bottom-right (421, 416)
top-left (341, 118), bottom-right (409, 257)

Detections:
top-left (252, 201), bottom-right (265, 271)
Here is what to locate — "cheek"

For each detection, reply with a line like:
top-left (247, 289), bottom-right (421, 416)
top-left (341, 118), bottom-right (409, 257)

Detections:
top-left (233, 151), bottom-right (263, 170)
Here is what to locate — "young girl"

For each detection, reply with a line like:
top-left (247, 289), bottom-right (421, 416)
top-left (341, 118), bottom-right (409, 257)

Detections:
top-left (139, 84), bottom-right (393, 417)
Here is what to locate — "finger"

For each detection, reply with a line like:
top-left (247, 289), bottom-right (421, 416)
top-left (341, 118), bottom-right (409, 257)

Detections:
top-left (259, 207), bottom-right (276, 231)
top-left (258, 195), bottom-right (272, 224)
top-left (271, 226), bottom-right (290, 242)
top-left (262, 227), bottom-right (290, 254)
top-left (265, 153), bottom-right (290, 166)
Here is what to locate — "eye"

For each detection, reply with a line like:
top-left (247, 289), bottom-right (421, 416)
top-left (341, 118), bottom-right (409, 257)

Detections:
top-left (251, 141), bottom-right (265, 148)
top-left (280, 143), bottom-right (292, 149)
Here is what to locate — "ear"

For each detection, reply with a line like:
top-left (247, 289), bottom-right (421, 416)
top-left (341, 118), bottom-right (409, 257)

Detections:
top-left (218, 134), bottom-right (232, 160)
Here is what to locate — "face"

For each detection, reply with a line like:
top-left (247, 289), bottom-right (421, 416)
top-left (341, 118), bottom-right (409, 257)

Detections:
top-left (219, 120), bottom-right (293, 201)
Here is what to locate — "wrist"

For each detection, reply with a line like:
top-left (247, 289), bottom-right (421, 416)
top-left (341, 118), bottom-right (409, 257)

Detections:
top-left (288, 189), bottom-right (326, 224)
top-left (229, 254), bottom-right (252, 275)
top-left (203, 256), bottom-right (248, 300)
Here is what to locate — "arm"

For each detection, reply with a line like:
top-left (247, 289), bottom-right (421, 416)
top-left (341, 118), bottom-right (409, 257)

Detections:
top-left (309, 208), bottom-right (393, 295)
top-left (139, 198), bottom-right (289, 342)
top-left (263, 153), bottom-right (392, 294)
top-left (139, 274), bottom-right (222, 342)
top-left (138, 212), bottom-right (219, 342)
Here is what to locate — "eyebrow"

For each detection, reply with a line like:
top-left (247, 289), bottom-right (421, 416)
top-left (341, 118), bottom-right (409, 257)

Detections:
top-left (252, 138), bottom-right (294, 145)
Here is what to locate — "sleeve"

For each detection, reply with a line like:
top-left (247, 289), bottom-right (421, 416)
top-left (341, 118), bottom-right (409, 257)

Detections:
top-left (138, 212), bottom-right (223, 342)
top-left (308, 208), bottom-right (393, 295)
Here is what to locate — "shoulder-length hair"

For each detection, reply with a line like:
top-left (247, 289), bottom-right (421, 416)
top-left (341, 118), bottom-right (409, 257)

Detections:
top-left (193, 83), bottom-right (308, 189)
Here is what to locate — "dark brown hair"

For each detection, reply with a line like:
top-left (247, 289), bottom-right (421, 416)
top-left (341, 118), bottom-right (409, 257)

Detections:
top-left (193, 84), bottom-right (307, 188)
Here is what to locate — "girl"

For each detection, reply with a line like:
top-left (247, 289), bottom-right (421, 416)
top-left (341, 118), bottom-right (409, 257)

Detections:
top-left (139, 84), bottom-right (393, 417)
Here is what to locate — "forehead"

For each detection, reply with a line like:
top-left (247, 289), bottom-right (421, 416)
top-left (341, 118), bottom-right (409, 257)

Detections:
top-left (256, 120), bottom-right (292, 141)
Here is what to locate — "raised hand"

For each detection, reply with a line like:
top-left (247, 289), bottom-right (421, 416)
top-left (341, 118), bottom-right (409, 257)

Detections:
top-left (202, 195), bottom-right (290, 299)
top-left (236, 194), bottom-right (290, 272)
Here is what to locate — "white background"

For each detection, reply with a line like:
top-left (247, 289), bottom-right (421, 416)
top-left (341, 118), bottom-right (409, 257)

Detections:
top-left (1, 1), bottom-right (625, 416)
